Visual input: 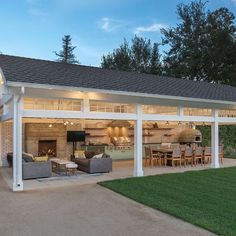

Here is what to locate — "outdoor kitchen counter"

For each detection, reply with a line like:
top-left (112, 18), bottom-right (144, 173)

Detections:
top-left (79, 143), bottom-right (180, 161)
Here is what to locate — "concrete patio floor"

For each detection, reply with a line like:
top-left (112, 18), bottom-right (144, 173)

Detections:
top-left (1, 158), bottom-right (236, 191)
top-left (0, 173), bottom-right (216, 236)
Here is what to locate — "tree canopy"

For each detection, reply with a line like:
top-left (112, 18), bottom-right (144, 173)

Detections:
top-left (161, 0), bottom-right (236, 84)
top-left (54, 35), bottom-right (79, 64)
top-left (101, 36), bottom-right (162, 75)
top-left (101, 1), bottom-right (236, 86)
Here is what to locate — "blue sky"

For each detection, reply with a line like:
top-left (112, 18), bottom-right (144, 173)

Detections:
top-left (0, 0), bottom-right (236, 66)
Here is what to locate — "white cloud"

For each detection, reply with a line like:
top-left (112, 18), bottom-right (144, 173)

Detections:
top-left (134, 23), bottom-right (166, 35)
top-left (99, 17), bottom-right (123, 32)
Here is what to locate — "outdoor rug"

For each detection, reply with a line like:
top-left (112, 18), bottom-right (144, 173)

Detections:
top-left (36, 172), bottom-right (103, 182)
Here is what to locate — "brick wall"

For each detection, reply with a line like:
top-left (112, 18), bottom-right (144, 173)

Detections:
top-left (0, 122), bottom-right (13, 166)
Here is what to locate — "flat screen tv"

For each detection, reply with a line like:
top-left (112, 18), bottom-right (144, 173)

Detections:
top-left (67, 131), bottom-right (85, 142)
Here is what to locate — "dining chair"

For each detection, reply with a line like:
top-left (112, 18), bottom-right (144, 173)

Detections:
top-left (219, 145), bottom-right (224, 164)
top-left (166, 147), bottom-right (182, 167)
top-left (183, 147), bottom-right (193, 167)
top-left (203, 147), bottom-right (212, 165)
top-left (180, 144), bottom-right (186, 152)
top-left (144, 146), bottom-right (160, 167)
top-left (194, 146), bottom-right (203, 166)
top-left (151, 146), bottom-right (163, 167)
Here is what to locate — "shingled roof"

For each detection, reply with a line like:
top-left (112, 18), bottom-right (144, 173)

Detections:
top-left (1, 54), bottom-right (236, 103)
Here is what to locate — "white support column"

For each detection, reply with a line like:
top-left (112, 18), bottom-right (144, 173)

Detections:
top-left (211, 109), bottom-right (219, 168)
top-left (12, 95), bottom-right (23, 191)
top-left (133, 104), bottom-right (144, 177)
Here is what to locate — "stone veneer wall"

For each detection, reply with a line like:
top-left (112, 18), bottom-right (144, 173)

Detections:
top-left (25, 123), bottom-right (68, 159)
top-left (0, 122), bottom-right (84, 166)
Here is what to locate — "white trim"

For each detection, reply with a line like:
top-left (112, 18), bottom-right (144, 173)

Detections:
top-left (143, 114), bottom-right (214, 122)
top-left (22, 109), bottom-right (223, 123)
top-left (7, 81), bottom-right (236, 107)
top-left (22, 109), bottom-right (137, 120)
top-left (218, 117), bottom-right (236, 123)
top-left (22, 108), bottom-right (227, 123)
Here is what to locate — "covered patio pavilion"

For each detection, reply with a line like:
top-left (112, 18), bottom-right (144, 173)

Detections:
top-left (1, 54), bottom-right (236, 191)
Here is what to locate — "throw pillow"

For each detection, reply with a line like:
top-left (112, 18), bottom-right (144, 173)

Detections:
top-left (92, 153), bottom-right (103, 159)
top-left (22, 155), bottom-right (34, 162)
top-left (34, 156), bottom-right (48, 162)
top-left (102, 153), bottom-right (109, 158)
top-left (84, 150), bottom-right (95, 159)
top-left (23, 152), bottom-right (34, 159)
top-left (74, 150), bottom-right (85, 158)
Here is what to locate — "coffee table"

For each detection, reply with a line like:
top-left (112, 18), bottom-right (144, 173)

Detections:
top-left (51, 158), bottom-right (77, 174)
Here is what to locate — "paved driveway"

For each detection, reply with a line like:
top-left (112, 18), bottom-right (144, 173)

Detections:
top-left (0, 174), bottom-right (215, 236)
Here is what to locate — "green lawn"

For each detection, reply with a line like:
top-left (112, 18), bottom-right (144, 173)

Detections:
top-left (99, 167), bottom-right (236, 236)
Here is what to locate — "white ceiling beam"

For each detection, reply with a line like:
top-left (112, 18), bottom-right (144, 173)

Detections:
top-left (8, 82), bottom-right (236, 110)
top-left (22, 110), bottom-right (137, 120)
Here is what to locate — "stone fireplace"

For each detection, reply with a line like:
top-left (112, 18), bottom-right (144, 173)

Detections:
top-left (38, 140), bottom-right (57, 157)
top-left (25, 123), bottom-right (67, 159)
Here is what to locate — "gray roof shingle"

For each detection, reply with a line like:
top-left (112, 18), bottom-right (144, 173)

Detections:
top-left (1, 54), bottom-right (236, 103)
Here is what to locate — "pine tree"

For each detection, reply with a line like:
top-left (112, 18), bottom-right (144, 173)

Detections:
top-left (101, 39), bottom-right (132, 71)
top-left (54, 35), bottom-right (79, 64)
top-left (149, 43), bottom-right (162, 75)
top-left (131, 36), bottom-right (152, 73)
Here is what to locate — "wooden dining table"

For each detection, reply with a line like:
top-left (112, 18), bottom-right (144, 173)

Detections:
top-left (152, 148), bottom-right (173, 166)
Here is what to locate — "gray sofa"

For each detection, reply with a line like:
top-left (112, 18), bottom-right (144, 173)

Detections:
top-left (7, 153), bottom-right (52, 180)
top-left (22, 159), bottom-right (52, 180)
top-left (72, 151), bottom-right (112, 173)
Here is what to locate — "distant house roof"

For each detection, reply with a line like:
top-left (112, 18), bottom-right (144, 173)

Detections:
top-left (0, 54), bottom-right (236, 103)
